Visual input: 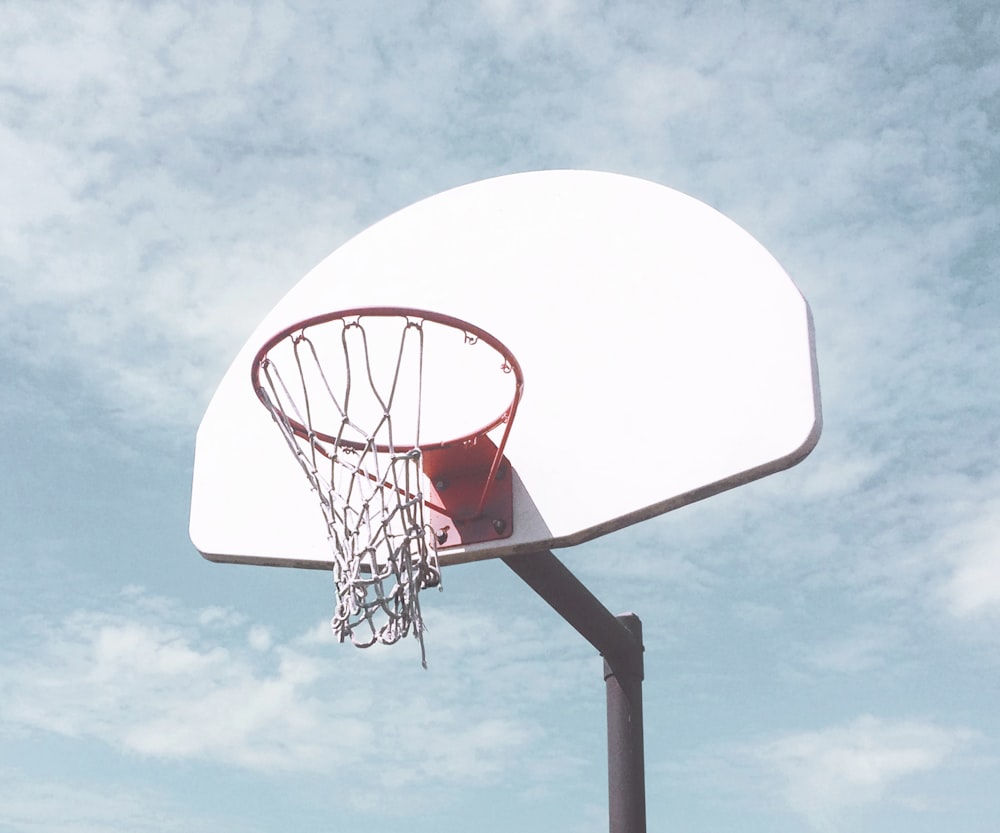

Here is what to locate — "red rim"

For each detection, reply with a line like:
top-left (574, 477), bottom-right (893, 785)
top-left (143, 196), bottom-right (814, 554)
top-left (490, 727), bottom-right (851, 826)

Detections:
top-left (251, 307), bottom-right (524, 454)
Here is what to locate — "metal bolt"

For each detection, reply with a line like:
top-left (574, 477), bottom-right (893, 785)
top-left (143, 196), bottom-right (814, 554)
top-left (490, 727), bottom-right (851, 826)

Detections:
top-left (436, 528), bottom-right (449, 545)
top-left (434, 478), bottom-right (448, 491)
top-left (492, 518), bottom-right (507, 535)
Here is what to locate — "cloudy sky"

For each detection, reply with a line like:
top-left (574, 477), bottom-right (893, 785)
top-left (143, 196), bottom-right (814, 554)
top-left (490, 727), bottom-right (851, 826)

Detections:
top-left (2, 2), bottom-right (998, 831)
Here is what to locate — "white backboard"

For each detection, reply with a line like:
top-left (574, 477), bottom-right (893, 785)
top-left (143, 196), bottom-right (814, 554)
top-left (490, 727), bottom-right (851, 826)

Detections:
top-left (191, 170), bottom-right (821, 568)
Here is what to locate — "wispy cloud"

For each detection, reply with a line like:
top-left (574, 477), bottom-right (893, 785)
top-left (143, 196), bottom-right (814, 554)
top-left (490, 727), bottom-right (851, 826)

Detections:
top-left (670, 715), bottom-right (979, 832)
top-left (752, 716), bottom-right (975, 830)
top-left (934, 485), bottom-right (1000, 621)
top-left (0, 768), bottom-right (232, 833)
top-left (797, 627), bottom-right (909, 676)
top-left (0, 587), bottom-right (587, 809)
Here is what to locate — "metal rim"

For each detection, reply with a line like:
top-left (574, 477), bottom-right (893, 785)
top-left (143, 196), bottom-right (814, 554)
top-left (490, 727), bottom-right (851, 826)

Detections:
top-left (250, 306), bottom-right (524, 453)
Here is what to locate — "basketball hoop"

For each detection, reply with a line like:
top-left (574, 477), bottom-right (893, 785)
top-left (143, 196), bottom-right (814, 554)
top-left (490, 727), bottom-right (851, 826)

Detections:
top-left (251, 308), bottom-right (523, 665)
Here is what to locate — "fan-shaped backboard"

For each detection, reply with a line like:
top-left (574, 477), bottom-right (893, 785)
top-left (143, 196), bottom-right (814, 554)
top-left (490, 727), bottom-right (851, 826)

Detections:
top-left (190, 170), bottom-right (821, 569)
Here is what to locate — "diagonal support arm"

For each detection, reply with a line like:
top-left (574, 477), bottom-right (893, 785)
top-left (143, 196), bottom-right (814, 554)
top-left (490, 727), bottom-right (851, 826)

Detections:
top-left (503, 550), bottom-right (646, 833)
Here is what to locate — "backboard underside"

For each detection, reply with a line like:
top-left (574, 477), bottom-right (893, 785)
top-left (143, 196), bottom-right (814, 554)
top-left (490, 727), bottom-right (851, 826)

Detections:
top-left (191, 170), bottom-right (821, 569)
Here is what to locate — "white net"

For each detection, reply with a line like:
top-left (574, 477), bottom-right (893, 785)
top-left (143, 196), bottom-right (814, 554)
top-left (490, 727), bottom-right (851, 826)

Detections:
top-left (255, 314), bottom-right (441, 666)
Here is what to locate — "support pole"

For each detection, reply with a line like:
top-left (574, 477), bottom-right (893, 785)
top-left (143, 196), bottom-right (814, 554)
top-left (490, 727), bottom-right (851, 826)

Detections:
top-left (605, 614), bottom-right (645, 833)
top-left (503, 551), bottom-right (646, 833)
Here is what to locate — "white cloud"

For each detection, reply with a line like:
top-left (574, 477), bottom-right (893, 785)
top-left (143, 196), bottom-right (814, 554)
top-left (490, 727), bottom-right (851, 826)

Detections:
top-left (737, 433), bottom-right (889, 509)
top-left (732, 600), bottom-right (785, 631)
top-left (936, 489), bottom-right (1000, 619)
top-left (478, 0), bottom-right (586, 49)
top-left (0, 3), bottom-right (358, 433)
top-left (753, 715), bottom-right (974, 830)
top-left (248, 624), bottom-right (274, 651)
top-left (0, 768), bottom-right (230, 833)
top-left (0, 125), bottom-right (84, 256)
top-left (794, 626), bottom-right (907, 676)
top-left (197, 605), bottom-right (247, 628)
top-left (0, 588), bottom-right (585, 805)
top-left (0, 607), bottom-right (360, 773)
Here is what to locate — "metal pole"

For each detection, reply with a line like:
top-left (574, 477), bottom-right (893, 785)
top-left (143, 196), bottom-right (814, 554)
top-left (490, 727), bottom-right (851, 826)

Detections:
top-left (503, 551), bottom-right (646, 833)
top-left (605, 614), bottom-right (645, 833)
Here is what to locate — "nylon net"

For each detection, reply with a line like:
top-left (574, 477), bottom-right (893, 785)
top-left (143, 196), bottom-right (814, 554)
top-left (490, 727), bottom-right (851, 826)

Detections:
top-left (254, 314), bottom-right (441, 666)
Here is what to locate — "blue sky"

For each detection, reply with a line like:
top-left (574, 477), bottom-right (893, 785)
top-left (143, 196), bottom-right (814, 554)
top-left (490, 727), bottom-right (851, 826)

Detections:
top-left (1, 2), bottom-right (998, 831)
